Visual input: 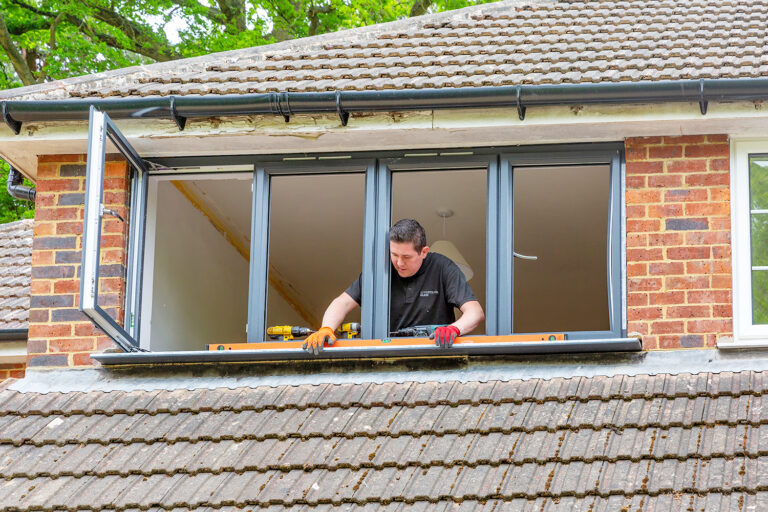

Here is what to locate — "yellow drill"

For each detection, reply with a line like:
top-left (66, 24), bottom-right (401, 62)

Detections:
top-left (338, 322), bottom-right (361, 339)
top-left (266, 325), bottom-right (314, 341)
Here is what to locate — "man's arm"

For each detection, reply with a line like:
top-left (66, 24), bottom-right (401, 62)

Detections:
top-left (452, 300), bottom-right (485, 335)
top-left (320, 292), bottom-right (360, 331)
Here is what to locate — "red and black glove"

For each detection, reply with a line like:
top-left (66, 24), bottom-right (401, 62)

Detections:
top-left (431, 325), bottom-right (460, 348)
top-left (302, 327), bottom-right (336, 355)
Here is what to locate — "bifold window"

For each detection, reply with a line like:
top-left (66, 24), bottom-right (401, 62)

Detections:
top-left (82, 109), bottom-right (626, 355)
top-left (732, 141), bottom-right (768, 343)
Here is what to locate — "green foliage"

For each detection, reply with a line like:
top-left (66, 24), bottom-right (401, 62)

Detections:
top-left (0, 162), bottom-right (35, 224)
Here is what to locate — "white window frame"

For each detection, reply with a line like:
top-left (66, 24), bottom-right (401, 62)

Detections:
top-left (729, 139), bottom-right (768, 346)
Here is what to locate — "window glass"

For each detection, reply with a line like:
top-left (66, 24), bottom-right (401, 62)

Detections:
top-left (513, 165), bottom-right (610, 333)
top-left (391, 169), bottom-right (486, 335)
top-left (266, 173), bottom-right (364, 339)
top-left (749, 156), bottom-right (768, 324)
top-left (148, 176), bottom-right (252, 350)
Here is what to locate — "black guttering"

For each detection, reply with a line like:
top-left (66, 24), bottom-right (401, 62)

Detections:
top-left (0, 329), bottom-right (28, 341)
top-left (6, 167), bottom-right (35, 202)
top-left (3, 78), bottom-right (768, 133)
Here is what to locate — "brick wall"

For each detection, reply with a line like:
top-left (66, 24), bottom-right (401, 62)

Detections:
top-left (0, 362), bottom-right (25, 381)
top-left (27, 155), bottom-right (129, 368)
top-left (626, 135), bottom-right (732, 349)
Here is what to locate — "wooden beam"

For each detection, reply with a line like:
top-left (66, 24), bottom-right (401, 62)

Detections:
top-left (171, 181), bottom-right (319, 327)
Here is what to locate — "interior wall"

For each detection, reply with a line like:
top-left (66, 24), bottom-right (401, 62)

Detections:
top-left (149, 181), bottom-right (249, 350)
top-left (513, 165), bottom-right (610, 333)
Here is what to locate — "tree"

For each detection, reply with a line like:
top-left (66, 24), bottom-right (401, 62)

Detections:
top-left (0, 0), bottom-right (497, 221)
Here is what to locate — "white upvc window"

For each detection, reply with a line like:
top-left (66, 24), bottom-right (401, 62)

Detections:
top-left (731, 140), bottom-right (768, 344)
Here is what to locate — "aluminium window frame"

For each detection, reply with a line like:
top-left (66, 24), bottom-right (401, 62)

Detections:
top-left (122, 142), bottom-right (626, 350)
top-left (729, 139), bottom-right (768, 345)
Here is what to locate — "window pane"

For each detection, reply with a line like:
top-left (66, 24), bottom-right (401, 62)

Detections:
top-left (751, 213), bottom-right (768, 267)
top-left (266, 174), bottom-right (364, 339)
top-left (749, 156), bottom-right (768, 210)
top-left (753, 270), bottom-right (768, 325)
top-left (391, 169), bottom-right (486, 335)
top-left (148, 177), bottom-right (252, 350)
top-left (513, 165), bottom-right (610, 333)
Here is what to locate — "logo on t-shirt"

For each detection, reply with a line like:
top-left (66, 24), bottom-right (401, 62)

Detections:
top-left (420, 290), bottom-right (439, 297)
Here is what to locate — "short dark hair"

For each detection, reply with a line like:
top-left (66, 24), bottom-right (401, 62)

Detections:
top-left (389, 219), bottom-right (427, 252)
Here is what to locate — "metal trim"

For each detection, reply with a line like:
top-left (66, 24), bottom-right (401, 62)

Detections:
top-left (91, 337), bottom-right (642, 364)
top-left (247, 166), bottom-right (270, 342)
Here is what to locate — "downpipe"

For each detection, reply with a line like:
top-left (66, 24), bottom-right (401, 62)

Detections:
top-left (6, 166), bottom-right (35, 202)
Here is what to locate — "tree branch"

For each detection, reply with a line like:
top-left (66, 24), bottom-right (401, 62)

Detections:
top-left (0, 13), bottom-right (37, 85)
top-left (409, 0), bottom-right (434, 17)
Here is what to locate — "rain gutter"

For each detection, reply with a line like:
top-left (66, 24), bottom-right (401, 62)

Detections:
top-left (90, 337), bottom-right (641, 365)
top-left (0, 329), bottom-right (27, 341)
top-left (3, 78), bottom-right (768, 134)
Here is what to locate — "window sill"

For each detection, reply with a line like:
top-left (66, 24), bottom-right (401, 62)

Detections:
top-left (717, 336), bottom-right (768, 350)
top-left (91, 337), bottom-right (641, 365)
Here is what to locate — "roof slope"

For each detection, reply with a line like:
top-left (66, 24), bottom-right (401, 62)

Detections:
top-left (0, 370), bottom-right (766, 510)
top-left (0, 220), bottom-right (32, 330)
top-left (2, 0), bottom-right (768, 101)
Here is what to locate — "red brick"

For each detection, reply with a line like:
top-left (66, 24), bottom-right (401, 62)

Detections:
top-left (627, 248), bottom-right (664, 262)
top-left (648, 204), bottom-right (683, 218)
top-left (627, 161), bottom-right (665, 175)
top-left (56, 222), bottom-right (83, 235)
top-left (649, 145), bottom-right (683, 159)
top-left (687, 319), bottom-right (732, 334)
top-left (100, 235), bottom-right (126, 249)
top-left (96, 338), bottom-right (117, 351)
top-left (648, 175), bottom-right (683, 188)
top-left (663, 135), bottom-right (707, 144)
top-left (74, 323), bottom-right (102, 337)
top-left (709, 187), bottom-right (730, 202)
top-left (104, 162), bottom-right (128, 178)
top-left (634, 307), bottom-right (664, 320)
top-left (626, 189), bottom-right (662, 204)
top-left (37, 179), bottom-right (81, 193)
top-left (35, 195), bottom-right (55, 207)
top-left (53, 280), bottom-right (80, 294)
top-left (627, 136), bottom-right (663, 146)
top-left (685, 231), bottom-right (730, 246)
top-left (664, 189), bottom-right (708, 202)
top-left (628, 277), bottom-right (663, 292)
top-left (26, 339), bottom-right (48, 354)
top-left (667, 247), bottom-right (710, 260)
top-left (33, 222), bottom-right (56, 236)
top-left (649, 291), bottom-right (685, 305)
top-left (626, 205), bottom-right (646, 219)
top-left (28, 309), bottom-right (49, 323)
top-left (30, 281), bottom-right (52, 294)
top-left (626, 146), bottom-right (647, 161)
top-left (648, 262), bottom-right (685, 275)
top-left (73, 353), bottom-right (98, 366)
top-left (658, 335), bottom-right (684, 349)
top-left (628, 292), bottom-right (649, 306)
top-left (627, 234), bottom-right (648, 247)
top-left (627, 263), bottom-right (647, 277)
top-left (28, 324), bottom-right (71, 338)
top-left (688, 290), bottom-right (731, 304)
top-left (713, 246), bottom-right (731, 259)
top-left (709, 217), bottom-right (731, 230)
top-left (38, 154), bottom-right (85, 164)
top-left (34, 207), bottom-right (80, 221)
top-left (626, 176), bottom-right (646, 188)
top-left (684, 202), bottom-right (730, 216)
top-left (667, 305), bottom-right (710, 319)
top-left (713, 305), bottom-right (732, 318)
top-left (650, 321), bottom-right (685, 334)
top-left (706, 135), bottom-right (729, 143)
top-left (642, 335), bottom-right (659, 350)
top-left (666, 160), bottom-right (708, 173)
top-left (709, 158), bottom-right (730, 171)
top-left (627, 321), bottom-right (650, 335)
top-left (103, 178), bottom-right (128, 191)
top-left (36, 163), bottom-right (59, 178)
top-left (685, 173), bottom-right (729, 187)
top-left (685, 144), bottom-right (729, 158)
top-left (648, 233), bottom-right (684, 246)
top-left (666, 275), bottom-right (710, 290)
top-left (627, 219), bottom-right (661, 233)
top-left (711, 275), bottom-right (732, 289)
top-left (9, 369), bottom-right (25, 379)
top-left (686, 260), bottom-right (730, 275)
top-left (49, 338), bottom-right (96, 353)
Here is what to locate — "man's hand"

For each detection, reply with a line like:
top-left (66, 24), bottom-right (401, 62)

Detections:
top-left (302, 327), bottom-right (337, 355)
top-left (431, 325), bottom-right (460, 348)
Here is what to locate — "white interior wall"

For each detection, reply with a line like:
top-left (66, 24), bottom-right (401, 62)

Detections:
top-left (149, 182), bottom-right (249, 351)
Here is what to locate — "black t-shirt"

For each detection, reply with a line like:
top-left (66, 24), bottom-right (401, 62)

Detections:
top-left (345, 252), bottom-right (477, 333)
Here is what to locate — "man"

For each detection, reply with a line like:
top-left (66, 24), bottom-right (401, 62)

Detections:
top-left (303, 218), bottom-right (485, 354)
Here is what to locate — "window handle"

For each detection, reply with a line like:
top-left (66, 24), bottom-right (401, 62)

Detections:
top-left (100, 205), bottom-right (125, 223)
top-left (514, 251), bottom-right (538, 260)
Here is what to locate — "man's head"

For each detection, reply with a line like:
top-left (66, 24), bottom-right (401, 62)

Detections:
top-left (389, 219), bottom-right (429, 278)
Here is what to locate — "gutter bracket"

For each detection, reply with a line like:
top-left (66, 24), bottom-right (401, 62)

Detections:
top-left (336, 91), bottom-right (349, 126)
top-left (269, 92), bottom-right (292, 123)
top-left (2, 102), bottom-right (21, 135)
top-left (516, 87), bottom-right (526, 121)
top-left (698, 79), bottom-right (708, 115)
top-left (169, 96), bottom-right (187, 131)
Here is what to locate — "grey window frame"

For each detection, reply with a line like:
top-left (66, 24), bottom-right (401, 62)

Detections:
top-left (87, 131), bottom-right (624, 350)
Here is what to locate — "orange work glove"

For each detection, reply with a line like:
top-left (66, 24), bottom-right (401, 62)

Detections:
top-left (302, 326), bottom-right (336, 355)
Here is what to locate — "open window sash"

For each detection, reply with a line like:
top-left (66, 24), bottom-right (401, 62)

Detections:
top-left (80, 107), bottom-right (148, 352)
